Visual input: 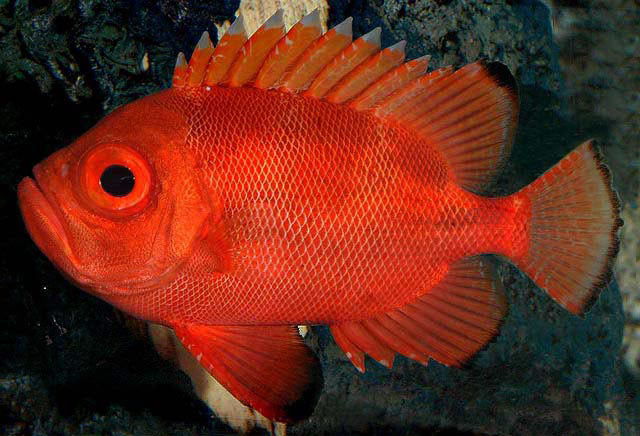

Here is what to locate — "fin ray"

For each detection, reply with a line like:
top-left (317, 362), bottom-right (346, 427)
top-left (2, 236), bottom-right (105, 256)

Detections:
top-left (330, 323), bottom-right (365, 372)
top-left (325, 40), bottom-right (406, 104)
top-left (173, 323), bottom-right (322, 423)
top-left (255, 9), bottom-right (323, 89)
top-left (281, 17), bottom-right (353, 93)
top-left (203, 15), bottom-right (248, 86)
top-left (331, 257), bottom-right (506, 372)
top-left (227, 10), bottom-right (286, 87)
top-left (512, 140), bottom-right (622, 314)
top-left (350, 55), bottom-right (430, 111)
top-left (305, 27), bottom-right (382, 99)
top-left (374, 66), bottom-right (453, 119)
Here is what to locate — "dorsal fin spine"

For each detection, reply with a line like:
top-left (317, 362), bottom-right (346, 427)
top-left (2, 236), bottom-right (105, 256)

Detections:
top-left (264, 8), bottom-right (285, 29)
top-left (349, 55), bottom-right (430, 111)
top-left (226, 9), bottom-right (286, 87)
top-left (280, 17), bottom-right (353, 93)
top-left (305, 26), bottom-right (382, 99)
top-left (172, 52), bottom-right (188, 87)
top-left (333, 16), bottom-right (353, 35)
top-left (227, 14), bottom-right (246, 35)
top-left (187, 31), bottom-right (215, 87)
top-left (325, 39), bottom-right (406, 104)
top-left (203, 15), bottom-right (248, 86)
top-left (301, 8), bottom-right (320, 26)
top-left (254, 9), bottom-right (323, 90)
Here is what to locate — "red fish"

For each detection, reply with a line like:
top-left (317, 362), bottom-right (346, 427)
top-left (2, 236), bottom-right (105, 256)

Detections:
top-left (18, 10), bottom-right (621, 423)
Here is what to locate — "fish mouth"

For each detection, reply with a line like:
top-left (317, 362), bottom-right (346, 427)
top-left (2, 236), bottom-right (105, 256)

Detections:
top-left (18, 172), bottom-right (78, 277)
top-left (18, 171), bottom-right (187, 298)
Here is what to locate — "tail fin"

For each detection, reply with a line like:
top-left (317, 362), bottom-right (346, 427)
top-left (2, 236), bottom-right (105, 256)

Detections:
top-left (514, 140), bottom-right (622, 315)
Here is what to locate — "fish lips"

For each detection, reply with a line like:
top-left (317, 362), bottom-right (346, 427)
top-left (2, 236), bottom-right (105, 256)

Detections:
top-left (18, 170), bottom-right (80, 283)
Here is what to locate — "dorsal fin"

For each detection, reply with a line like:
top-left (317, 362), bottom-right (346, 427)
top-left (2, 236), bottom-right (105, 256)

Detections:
top-left (325, 40), bottom-right (406, 104)
top-left (280, 17), bottom-right (353, 92)
top-left (226, 9), bottom-right (286, 87)
top-left (305, 27), bottom-right (382, 99)
top-left (174, 14), bottom-right (519, 192)
top-left (383, 62), bottom-right (518, 192)
top-left (374, 66), bottom-right (453, 119)
top-left (349, 55), bottom-right (430, 110)
top-left (204, 15), bottom-right (248, 86)
top-left (187, 31), bottom-right (215, 87)
top-left (254, 9), bottom-right (323, 90)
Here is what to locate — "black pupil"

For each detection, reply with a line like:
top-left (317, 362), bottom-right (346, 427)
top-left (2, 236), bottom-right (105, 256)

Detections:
top-left (100, 165), bottom-right (135, 197)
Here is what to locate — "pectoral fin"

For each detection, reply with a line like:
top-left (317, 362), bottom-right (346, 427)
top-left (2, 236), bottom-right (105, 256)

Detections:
top-left (171, 323), bottom-right (322, 423)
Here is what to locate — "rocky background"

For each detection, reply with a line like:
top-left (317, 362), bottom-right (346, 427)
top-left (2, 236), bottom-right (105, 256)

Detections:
top-left (0, 0), bottom-right (637, 435)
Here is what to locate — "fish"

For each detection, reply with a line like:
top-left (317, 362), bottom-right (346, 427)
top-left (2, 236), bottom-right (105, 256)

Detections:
top-left (17, 9), bottom-right (622, 424)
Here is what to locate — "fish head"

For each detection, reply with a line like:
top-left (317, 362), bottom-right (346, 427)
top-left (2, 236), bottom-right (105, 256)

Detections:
top-left (18, 90), bottom-right (213, 301)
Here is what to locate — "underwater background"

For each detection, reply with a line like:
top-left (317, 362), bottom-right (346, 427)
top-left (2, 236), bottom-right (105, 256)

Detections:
top-left (0, 0), bottom-right (637, 434)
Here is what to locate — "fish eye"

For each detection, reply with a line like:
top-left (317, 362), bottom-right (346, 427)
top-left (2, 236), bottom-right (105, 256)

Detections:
top-left (100, 165), bottom-right (135, 197)
top-left (78, 144), bottom-right (153, 217)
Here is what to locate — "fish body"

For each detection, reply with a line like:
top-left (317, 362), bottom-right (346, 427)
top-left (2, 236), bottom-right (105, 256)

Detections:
top-left (82, 85), bottom-right (524, 326)
top-left (18, 10), bottom-right (621, 424)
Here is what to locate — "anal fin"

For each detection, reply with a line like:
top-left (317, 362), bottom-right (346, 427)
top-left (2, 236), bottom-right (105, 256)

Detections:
top-left (172, 323), bottom-right (323, 423)
top-left (331, 256), bottom-right (507, 372)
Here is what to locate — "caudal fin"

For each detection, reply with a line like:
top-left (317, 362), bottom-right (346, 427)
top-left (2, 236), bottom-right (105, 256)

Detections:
top-left (514, 140), bottom-right (622, 315)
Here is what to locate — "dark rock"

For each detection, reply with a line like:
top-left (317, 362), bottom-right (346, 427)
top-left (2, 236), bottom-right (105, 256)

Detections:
top-left (369, 0), bottom-right (562, 92)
